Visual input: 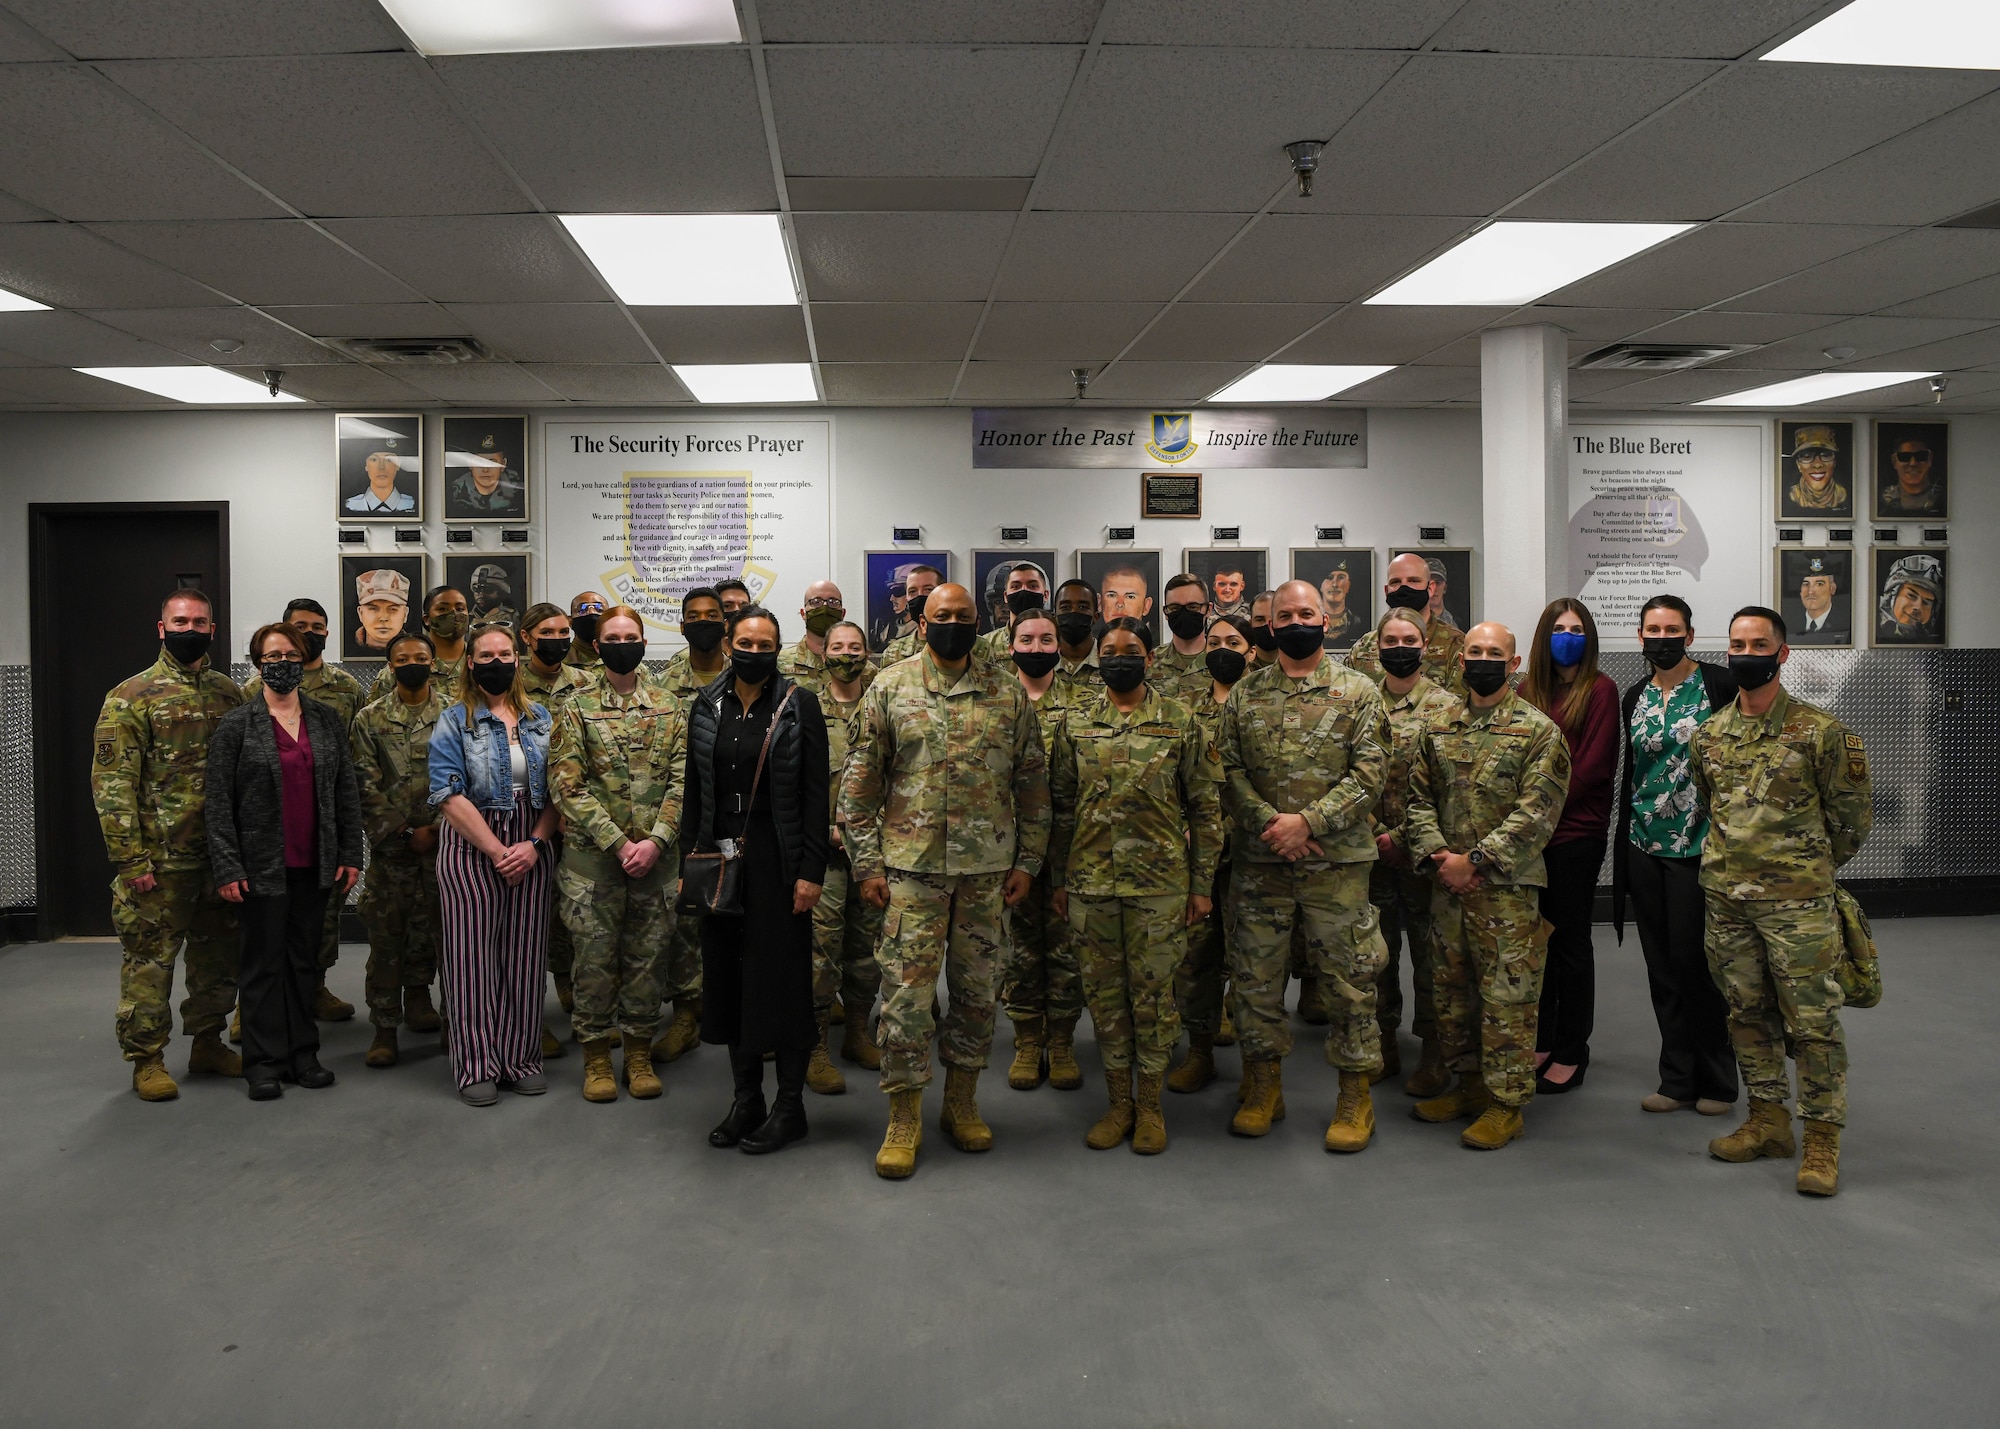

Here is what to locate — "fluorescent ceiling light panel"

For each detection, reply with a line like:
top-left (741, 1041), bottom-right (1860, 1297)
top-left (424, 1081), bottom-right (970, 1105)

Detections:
top-left (1695, 371), bottom-right (1941, 407)
top-left (672, 363), bottom-right (817, 404)
top-left (0, 286), bottom-right (50, 312)
top-left (1763, 0), bottom-right (2000, 70)
top-left (1366, 221), bottom-right (1695, 306)
top-left (560, 214), bottom-right (797, 306)
top-left (77, 366), bottom-right (305, 403)
top-left (379, 0), bottom-right (741, 55)
top-left (1207, 365), bottom-right (1394, 403)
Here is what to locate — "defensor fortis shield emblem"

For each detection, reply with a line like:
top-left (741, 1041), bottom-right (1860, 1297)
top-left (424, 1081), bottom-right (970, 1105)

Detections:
top-left (1144, 411), bottom-right (1198, 464)
top-left (602, 471), bottom-right (772, 624)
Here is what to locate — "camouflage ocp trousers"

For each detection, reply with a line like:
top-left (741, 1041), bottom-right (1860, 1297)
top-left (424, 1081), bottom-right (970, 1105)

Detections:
top-left (1070, 892), bottom-right (1184, 1075)
top-left (110, 866), bottom-right (236, 1059)
top-left (1227, 860), bottom-right (1385, 1071)
top-left (1177, 861), bottom-right (1230, 1036)
top-left (1703, 892), bottom-right (1847, 1125)
top-left (812, 852), bottom-right (884, 1016)
top-left (557, 855), bottom-right (677, 1042)
top-left (1370, 861), bottom-right (1438, 1043)
top-left (666, 902), bottom-right (703, 1008)
top-left (358, 851), bottom-right (439, 1029)
top-left (1002, 871), bottom-right (1083, 1029)
top-left (1432, 883), bottom-right (1551, 1108)
top-left (875, 869), bottom-right (1006, 1093)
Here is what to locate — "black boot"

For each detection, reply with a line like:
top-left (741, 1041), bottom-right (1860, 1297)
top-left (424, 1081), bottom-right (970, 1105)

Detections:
top-left (709, 1046), bottom-right (768, 1148)
top-left (741, 1045), bottom-right (810, 1155)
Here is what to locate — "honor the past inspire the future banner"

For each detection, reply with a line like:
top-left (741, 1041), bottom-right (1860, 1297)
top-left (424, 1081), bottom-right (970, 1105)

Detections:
top-left (971, 408), bottom-right (1368, 469)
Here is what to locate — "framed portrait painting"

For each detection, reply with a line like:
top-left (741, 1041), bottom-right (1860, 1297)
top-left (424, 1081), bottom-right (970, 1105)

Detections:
top-left (336, 414), bottom-right (422, 520)
top-left (1076, 548), bottom-right (1163, 643)
top-left (1180, 547), bottom-right (1267, 624)
top-left (442, 415), bottom-right (528, 522)
top-left (1775, 547), bottom-right (1853, 648)
top-left (863, 550), bottom-right (952, 652)
top-left (446, 553), bottom-right (531, 634)
top-left (1873, 420), bottom-right (1948, 521)
top-left (1775, 419), bottom-right (1855, 521)
top-left (972, 549), bottom-right (1058, 634)
top-left (339, 552), bottom-right (425, 662)
top-left (1291, 547), bottom-right (1376, 651)
top-left (1870, 546), bottom-right (1945, 647)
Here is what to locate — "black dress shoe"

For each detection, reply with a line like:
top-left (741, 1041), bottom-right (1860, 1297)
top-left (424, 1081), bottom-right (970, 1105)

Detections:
top-left (709, 1095), bottom-right (768, 1148)
top-left (293, 1061), bottom-right (336, 1090)
top-left (246, 1078), bottom-right (283, 1101)
top-left (739, 1096), bottom-right (808, 1155)
top-left (1535, 1060), bottom-right (1587, 1096)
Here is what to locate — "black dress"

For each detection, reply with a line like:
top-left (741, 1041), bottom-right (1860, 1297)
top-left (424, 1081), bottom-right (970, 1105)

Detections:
top-left (692, 678), bottom-right (828, 1055)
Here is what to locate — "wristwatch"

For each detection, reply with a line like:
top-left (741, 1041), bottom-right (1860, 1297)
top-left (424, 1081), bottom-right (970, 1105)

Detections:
top-left (1467, 848), bottom-right (1489, 870)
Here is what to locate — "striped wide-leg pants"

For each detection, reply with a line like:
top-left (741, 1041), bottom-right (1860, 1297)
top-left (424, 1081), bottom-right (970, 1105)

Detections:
top-left (436, 792), bottom-right (551, 1090)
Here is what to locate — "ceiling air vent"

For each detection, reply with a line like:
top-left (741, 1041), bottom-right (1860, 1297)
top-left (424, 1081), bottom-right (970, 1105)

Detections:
top-left (1576, 342), bottom-right (1749, 371)
top-left (332, 336), bottom-right (494, 364)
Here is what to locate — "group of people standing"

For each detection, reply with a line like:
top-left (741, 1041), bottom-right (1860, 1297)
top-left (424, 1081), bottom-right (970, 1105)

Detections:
top-left (91, 550), bottom-right (1873, 1195)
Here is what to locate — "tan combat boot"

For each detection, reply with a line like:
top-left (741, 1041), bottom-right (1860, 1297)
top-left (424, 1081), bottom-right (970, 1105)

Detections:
top-left (403, 986), bottom-right (441, 1033)
top-left (839, 996), bottom-right (882, 1070)
top-left (1708, 1098), bottom-right (1796, 1163)
top-left (1086, 1067), bottom-right (1135, 1150)
top-left (1462, 1105), bottom-right (1525, 1150)
top-left (132, 1054), bottom-right (179, 1102)
top-left (581, 1039), bottom-right (618, 1102)
top-left (1046, 1019), bottom-right (1083, 1090)
top-left (229, 1006), bottom-right (242, 1044)
top-left (1007, 1016), bottom-right (1047, 1090)
top-left (1166, 1030), bottom-right (1216, 1094)
top-left (622, 1032), bottom-right (662, 1098)
top-left (827, 999), bottom-right (845, 1025)
top-left (1372, 1032), bottom-right (1402, 1083)
top-left (1797, 1120), bottom-right (1840, 1196)
top-left (1214, 1000), bottom-right (1236, 1047)
top-left (553, 972), bottom-right (574, 1016)
top-left (312, 976), bottom-right (355, 1022)
top-left (1324, 1070), bottom-right (1375, 1153)
top-left (1411, 1073), bottom-right (1492, 1124)
top-left (187, 1031), bottom-right (241, 1078)
top-left (939, 1065), bottom-right (994, 1151)
top-left (1230, 1058), bottom-right (1286, 1137)
top-left (366, 1026), bottom-right (399, 1068)
top-left (1297, 975), bottom-right (1330, 1026)
top-left (875, 1088), bottom-right (923, 1179)
top-left (653, 1000), bottom-right (702, 1063)
top-left (1403, 1039), bottom-right (1450, 1098)
top-left (807, 1020), bottom-right (847, 1095)
top-left (540, 1027), bottom-right (563, 1060)
top-left (1132, 1070), bottom-right (1167, 1155)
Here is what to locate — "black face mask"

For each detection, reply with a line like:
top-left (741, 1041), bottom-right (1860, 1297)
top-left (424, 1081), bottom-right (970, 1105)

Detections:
top-left (683, 620), bottom-right (725, 653)
top-left (1384, 585), bottom-right (1430, 612)
top-left (1100, 655), bottom-right (1148, 693)
top-left (393, 662), bottom-right (431, 691)
top-left (1728, 653), bottom-right (1780, 690)
top-left (1205, 648), bottom-right (1247, 686)
top-left (1054, 612), bottom-right (1096, 648)
top-left (570, 613), bottom-right (600, 644)
top-left (600, 642), bottom-right (646, 675)
top-left (905, 591), bottom-right (929, 622)
top-left (534, 636), bottom-right (573, 667)
top-left (1462, 660), bottom-right (1510, 697)
top-left (925, 620), bottom-right (977, 663)
top-left (730, 649), bottom-right (778, 686)
top-left (1379, 646), bottom-right (1424, 680)
top-left (1248, 624), bottom-right (1280, 653)
top-left (1165, 606), bottom-right (1206, 640)
top-left (1012, 650), bottom-right (1060, 679)
top-left (1274, 623), bottom-right (1326, 660)
top-left (472, 660), bottom-right (516, 695)
top-left (259, 659), bottom-right (304, 695)
top-left (298, 631), bottom-right (327, 663)
top-left (1005, 589), bottom-right (1045, 617)
top-left (1642, 636), bottom-right (1688, 670)
top-left (161, 628), bottom-right (212, 666)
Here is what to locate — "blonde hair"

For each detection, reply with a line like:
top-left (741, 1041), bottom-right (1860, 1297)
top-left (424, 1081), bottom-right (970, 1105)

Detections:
top-left (457, 624), bottom-right (531, 726)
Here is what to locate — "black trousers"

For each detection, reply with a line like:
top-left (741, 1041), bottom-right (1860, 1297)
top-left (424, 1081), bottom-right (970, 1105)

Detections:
top-left (1536, 835), bottom-right (1606, 1065)
top-left (239, 867), bottom-right (330, 1082)
top-left (1626, 846), bottom-right (1738, 1103)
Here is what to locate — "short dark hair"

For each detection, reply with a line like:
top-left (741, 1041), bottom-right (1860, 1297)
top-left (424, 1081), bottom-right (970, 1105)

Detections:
top-left (1097, 615), bottom-right (1155, 652)
top-left (1165, 573), bottom-right (1207, 599)
top-left (423, 585), bottom-right (463, 616)
top-left (905, 564), bottom-right (943, 584)
top-left (1211, 612), bottom-right (1252, 643)
top-left (713, 578), bottom-right (751, 599)
top-left (726, 604), bottom-right (781, 642)
top-left (387, 631), bottom-right (434, 661)
top-left (1731, 604), bottom-right (1787, 643)
top-left (282, 597), bottom-right (328, 622)
top-left (161, 587), bottom-right (212, 618)
top-left (1056, 578), bottom-right (1097, 605)
top-left (1639, 594), bottom-right (1693, 626)
top-left (249, 620), bottom-right (305, 663)
top-left (682, 586), bottom-right (720, 613)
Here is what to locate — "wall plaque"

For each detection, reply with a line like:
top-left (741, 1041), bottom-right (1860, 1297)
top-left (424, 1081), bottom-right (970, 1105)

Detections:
top-left (1141, 471), bottom-right (1202, 519)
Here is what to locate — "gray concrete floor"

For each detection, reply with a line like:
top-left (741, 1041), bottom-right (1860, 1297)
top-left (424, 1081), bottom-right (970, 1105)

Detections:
top-left (0, 919), bottom-right (1993, 1428)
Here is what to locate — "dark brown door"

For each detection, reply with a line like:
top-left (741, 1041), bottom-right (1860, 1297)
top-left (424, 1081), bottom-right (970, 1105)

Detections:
top-left (30, 503), bottom-right (229, 938)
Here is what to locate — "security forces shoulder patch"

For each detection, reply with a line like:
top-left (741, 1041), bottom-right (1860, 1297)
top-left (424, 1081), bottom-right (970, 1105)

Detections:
top-left (96, 739), bottom-right (114, 766)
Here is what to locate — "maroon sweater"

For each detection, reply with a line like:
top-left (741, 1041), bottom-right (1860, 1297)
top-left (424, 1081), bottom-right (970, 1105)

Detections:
top-left (1534, 673), bottom-right (1619, 847)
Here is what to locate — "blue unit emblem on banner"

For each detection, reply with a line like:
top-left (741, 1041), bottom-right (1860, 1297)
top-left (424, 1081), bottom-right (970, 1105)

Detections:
top-left (1144, 411), bottom-right (1199, 464)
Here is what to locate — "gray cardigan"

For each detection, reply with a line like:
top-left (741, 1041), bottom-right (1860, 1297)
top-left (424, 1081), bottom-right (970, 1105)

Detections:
top-left (206, 696), bottom-right (364, 898)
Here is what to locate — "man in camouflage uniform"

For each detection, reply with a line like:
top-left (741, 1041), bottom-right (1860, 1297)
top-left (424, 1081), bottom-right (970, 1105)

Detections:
top-left (1691, 606), bottom-right (1872, 1197)
top-left (565, 591), bottom-right (607, 674)
top-left (777, 579), bottom-right (847, 684)
top-left (1218, 580), bottom-right (1391, 1150)
top-left (91, 589), bottom-right (244, 1100)
top-left (1404, 621), bottom-right (1571, 1150)
top-left (840, 582), bottom-right (1050, 1179)
top-left (1151, 574), bottom-right (1214, 700)
top-left (1052, 579), bottom-right (1103, 688)
top-left (1345, 552), bottom-right (1465, 695)
top-left (878, 564), bottom-right (944, 665)
top-left (550, 610), bottom-right (687, 1103)
top-left (1003, 646), bottom-right (1083, 1092)
top-left (973, 562), bottom-right (1050, 664)
top-left (349, 633), bottom-right (447, 1067)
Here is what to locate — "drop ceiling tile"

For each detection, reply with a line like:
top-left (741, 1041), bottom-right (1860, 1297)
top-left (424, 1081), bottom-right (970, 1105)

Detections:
top-left (630, 307), bottom-right (812, 364)
top-left (0, 66), bottom-right (281, 221)
top-left (1285, 55), bottom-right (1713, 219)
top-left (758, 1), bottom-right (1101, 43)
top-left (1187, 214), bottom-right (1475, 304)
top-left (0, 222), bottom-right (227, 307)
top-left (7, 0), bottom-right (400, 58)
top-left (322, 216), bottom-right (605, 304)
top-left (1079, 362), bottom-right (1248, 401)
top-left (1516, 64), bottom-right (2000, 222)
top-left (520, 364), bottom-right (693, 404)
top-left (84, 219), bottom-right (417, 305)
top-left (1568, 369), bottom-right (1656, 400)
top-left (1124, 303), bottom-right (1333, 361)
top-left (1718, 228), bottom-right (2000, 315)
top-left (1865, 325), bottom-right (2000, 373)
top-left (393, 364), bottom-right (565, 403)
top-left (1433, 0), bottom-right (1828, 58)
top-left (972, 302), bottom-right (1159, 361)
top-left (444, 303), bottom-right (655, 364)
top-left (1634, 310), bottom-right (1846, 346)
top-left (435, 50), bottom-right (776, 213)
top-left (83, 306), bottom-right (340, 365)
top-left (769, 45), bottom-right (1079, 178)
top-left (0, 20), bottom-right (59, 59)
top-left (1737, 92), bottom-right (2000, 227)
top-left (1106, 0), bottom-right (1463, 47)
top-left (0, 368), bottom-right (162, 404)
top-left (819, 362), bottom-right (961, 401)
top-left (103, 54), bottom-right (528, 217)
top-left (1335, 365), bottom-right (1481, 404)
top-left (1508, 307), bottom-right (1685, 343)
top-left (1034, 47), bottom-right (1405, 213)
top-left (997, 212), bottom-right (1244, 302)
top-left (955, 361), bottom-right (1092, 401)
top-left (235, 362), bottom-right (430, 403)
top-left (1706, 316), bottom-right (1998, 370)
top-left (263, 304), bottom-right (455, 338)
top-left (788, 177), bottom-right (1034, 212)
top-left (794, 212), bottom-right (1016, 301)
top-left (1275, 306), bottom-right (1490, 364)
top-left (810, 303), bottom-right (982, 361)
top-left (1884, 274), bottom-right (2000, 323)
top-left (0, 192), bottom-right (48, 222)
top-left (1546, 223), bottom-right (1897, 310)
top-left (0, 309), bottom-right (190, 365)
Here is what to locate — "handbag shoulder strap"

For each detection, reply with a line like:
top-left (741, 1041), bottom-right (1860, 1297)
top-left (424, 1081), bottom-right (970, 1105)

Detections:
top-left (737, 684), bottom-right (798, 841)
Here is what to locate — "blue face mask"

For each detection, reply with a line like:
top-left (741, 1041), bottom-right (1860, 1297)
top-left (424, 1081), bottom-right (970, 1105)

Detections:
top-left (1549, 630), bottom-right (1588, 669)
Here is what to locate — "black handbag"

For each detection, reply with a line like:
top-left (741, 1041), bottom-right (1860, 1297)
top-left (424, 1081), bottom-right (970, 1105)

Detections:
top-left (678, 686), bottom-right (796, 917)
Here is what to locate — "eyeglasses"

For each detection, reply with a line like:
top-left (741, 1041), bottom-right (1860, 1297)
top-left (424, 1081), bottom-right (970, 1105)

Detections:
top-left (1795, 448), bottom-right (1836, 460)
top-left (257, 652), bottom-right (300, 666)
top-left (803, 596), bottom-right (843, 610)
top-left (1894, 450), bottom-right (1932, 463)
top-left (573, 602), bottom-right (606, 614)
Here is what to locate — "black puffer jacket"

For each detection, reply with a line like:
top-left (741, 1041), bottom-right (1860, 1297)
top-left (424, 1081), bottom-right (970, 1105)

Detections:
top-left (681, 671), bottom-right (829, 890)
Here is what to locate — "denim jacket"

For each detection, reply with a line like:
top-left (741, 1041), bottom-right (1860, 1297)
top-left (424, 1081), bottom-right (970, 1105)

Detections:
top-left (427, 699), bottom-right (552, 812)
